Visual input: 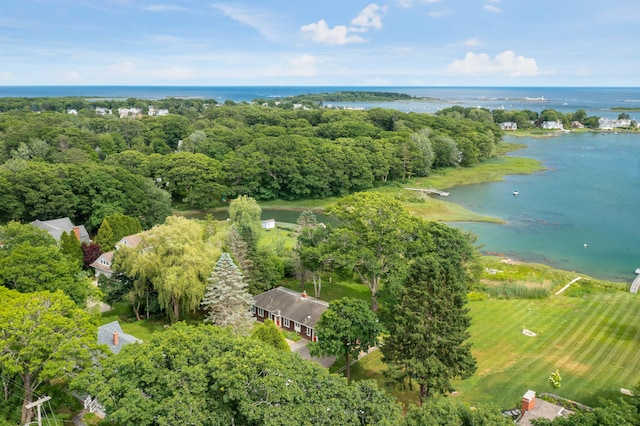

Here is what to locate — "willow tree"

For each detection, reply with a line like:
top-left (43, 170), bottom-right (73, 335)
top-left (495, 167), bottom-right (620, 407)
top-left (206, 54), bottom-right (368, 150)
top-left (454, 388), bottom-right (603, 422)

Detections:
top-left (115, 216), bottom-right (218, 322)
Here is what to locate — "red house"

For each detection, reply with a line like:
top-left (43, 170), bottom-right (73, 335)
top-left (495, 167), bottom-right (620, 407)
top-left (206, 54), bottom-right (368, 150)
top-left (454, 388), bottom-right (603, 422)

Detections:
top-left (252, 287), bottom-right (328, 341)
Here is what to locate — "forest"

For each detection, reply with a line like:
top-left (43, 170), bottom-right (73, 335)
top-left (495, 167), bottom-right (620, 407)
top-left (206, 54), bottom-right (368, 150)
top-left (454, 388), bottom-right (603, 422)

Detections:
top-left (0, 96), bottom-right (503, 228)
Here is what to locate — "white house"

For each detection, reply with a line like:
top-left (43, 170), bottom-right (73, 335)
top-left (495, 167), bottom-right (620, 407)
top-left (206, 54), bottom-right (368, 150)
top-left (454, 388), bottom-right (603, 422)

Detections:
top-left (541, 120), bottom-right (564, 130)
top-left (500, 122), bottom-right (518, 131)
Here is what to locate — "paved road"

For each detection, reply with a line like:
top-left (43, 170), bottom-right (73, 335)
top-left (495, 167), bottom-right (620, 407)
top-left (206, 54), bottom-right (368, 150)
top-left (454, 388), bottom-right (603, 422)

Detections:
top-left (287, 339), bottom-right (336, 368)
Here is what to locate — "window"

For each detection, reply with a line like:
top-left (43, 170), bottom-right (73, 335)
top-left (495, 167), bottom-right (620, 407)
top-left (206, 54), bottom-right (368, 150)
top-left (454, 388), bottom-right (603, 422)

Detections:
top-left (250, 306), bottom-right (256, 314)
top-left (294, 322), bottom-right (301, 332)
top-left (257, 308), bottom-right (264, 317)
top-left (282, 318), bottom-right (290, 328)
top-left (306, 327), bottom-right (312, 337)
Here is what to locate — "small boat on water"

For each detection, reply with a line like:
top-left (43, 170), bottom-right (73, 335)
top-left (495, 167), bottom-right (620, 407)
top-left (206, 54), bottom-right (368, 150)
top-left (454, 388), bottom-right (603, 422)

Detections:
top-left (513, 191), bottom-right (519, 197)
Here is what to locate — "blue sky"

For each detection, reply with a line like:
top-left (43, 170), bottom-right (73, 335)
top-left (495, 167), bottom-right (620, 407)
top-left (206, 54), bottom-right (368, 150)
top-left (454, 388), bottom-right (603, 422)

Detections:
top-left (1, 0), bottom-right (639, 86)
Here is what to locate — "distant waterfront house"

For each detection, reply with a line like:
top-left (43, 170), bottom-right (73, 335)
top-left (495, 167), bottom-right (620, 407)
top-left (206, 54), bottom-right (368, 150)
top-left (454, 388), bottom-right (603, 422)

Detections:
top-left (148, 106), bottom-right (170, 116)
top-left (571, 121), bottom-right (584, 129)
top-left (541, 120), bottom-right (564, 130)
top-left (95, 107), bottom-right (112, 115)
top-left (31, 217), bottom-right (91, 244)
top-left (500, 121), bottom-right (518, 131)
top-left (598, 117), bottom-right (632, 130)
top-left (252, 287), bottom-right (329, 341)
top-left (67, 109), bottom-right (78, 115)
top-left (117, 107), bottom-right (142, 118)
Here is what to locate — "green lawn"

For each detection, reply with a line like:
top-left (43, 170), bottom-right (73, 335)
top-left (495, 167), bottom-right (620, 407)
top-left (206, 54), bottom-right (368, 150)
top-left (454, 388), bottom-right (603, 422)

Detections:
top-left (349, 292), bottom-right (640, 410)
top-left (281, 277), bottom-right (371, 303)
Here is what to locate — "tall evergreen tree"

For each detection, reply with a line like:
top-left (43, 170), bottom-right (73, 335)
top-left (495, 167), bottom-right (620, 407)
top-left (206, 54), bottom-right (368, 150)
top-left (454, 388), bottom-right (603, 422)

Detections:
top-left (201, 252), bottom-right (255, 334)
top-left (59, 230), bottom-right (84, 267)
top-left (381, 254), bottom-right (477, 405)
top-left (94, 218), bottom-right (115, 251)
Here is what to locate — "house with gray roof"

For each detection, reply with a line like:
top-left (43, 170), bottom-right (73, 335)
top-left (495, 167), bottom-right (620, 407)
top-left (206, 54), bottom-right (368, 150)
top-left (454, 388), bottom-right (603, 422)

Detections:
top-left (90, 232), bottom-right (144, 279)
top-left (31, 217), bottom-right (91, 244)
top-left (252, 286), bottom-right (329, 341)
top-left (97, 320), bottom-right (142, 355)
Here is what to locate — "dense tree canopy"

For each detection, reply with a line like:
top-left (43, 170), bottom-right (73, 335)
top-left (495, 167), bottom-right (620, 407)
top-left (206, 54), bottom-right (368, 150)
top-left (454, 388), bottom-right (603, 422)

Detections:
top-left (0, 222), bottom-right (92, 305)
top-left (114, 216), bottom-right (219, 322)
top-left (75, 323), bottom-right (401, 426)
top-left (0, 288), bottom-right (99, 425)
top-left (0, 98), bottom-right (504, 214)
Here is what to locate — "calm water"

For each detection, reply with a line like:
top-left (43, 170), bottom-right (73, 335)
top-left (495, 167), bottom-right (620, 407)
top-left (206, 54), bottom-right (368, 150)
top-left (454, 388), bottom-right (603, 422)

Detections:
top-left (180, 208), bottom-right (338, 226)
top-left (448, 132), bottom-right (640, 282)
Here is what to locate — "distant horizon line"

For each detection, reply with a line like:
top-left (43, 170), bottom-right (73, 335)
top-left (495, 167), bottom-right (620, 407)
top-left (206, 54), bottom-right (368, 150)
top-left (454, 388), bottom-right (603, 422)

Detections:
top-left (1, 84), bottom-right (639, 89)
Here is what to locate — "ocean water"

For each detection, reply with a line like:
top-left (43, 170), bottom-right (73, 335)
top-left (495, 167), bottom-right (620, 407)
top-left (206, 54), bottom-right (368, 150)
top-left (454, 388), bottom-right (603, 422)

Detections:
top-left (448, 132), bottom-right (640, 282)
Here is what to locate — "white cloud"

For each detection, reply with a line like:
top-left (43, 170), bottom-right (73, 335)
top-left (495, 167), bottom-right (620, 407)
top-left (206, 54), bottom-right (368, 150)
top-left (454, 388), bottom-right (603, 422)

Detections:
top-left (429, 9), bottom-right (452, 18)
top-left (460, 38), bottom-right (480, 47)
top-left (395, 0), bottom-right (442, 7)
top-left (351, 4), bottom-right (387, 30)
top-left (212, 3), bottom-right (280, 41)
top-left (144, 4), bottom-right (188, 12)
top-left (448, 50), bottom-right (538, 76)
top-left (484, 4), bottom-right (502, 13)
top-left (300, 20), bottom-right (366, 45)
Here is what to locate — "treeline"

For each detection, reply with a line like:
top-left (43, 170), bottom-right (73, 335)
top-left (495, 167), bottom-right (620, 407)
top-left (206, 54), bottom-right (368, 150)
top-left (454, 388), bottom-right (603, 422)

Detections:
top-left (0, 100), bottom-right (503, 219)
top-left (285, 90), bottom-right (414, 103)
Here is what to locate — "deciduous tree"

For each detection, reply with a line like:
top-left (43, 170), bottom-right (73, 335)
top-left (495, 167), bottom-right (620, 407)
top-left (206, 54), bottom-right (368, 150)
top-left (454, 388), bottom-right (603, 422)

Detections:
top-left (327, 192), bottom-right (415, 311)
top-left (0, 288), bottom-right (99, 425)
top-left (76, 323), bottom-right (401, 426)
top-left (309, 297), bottom-right (380, 383)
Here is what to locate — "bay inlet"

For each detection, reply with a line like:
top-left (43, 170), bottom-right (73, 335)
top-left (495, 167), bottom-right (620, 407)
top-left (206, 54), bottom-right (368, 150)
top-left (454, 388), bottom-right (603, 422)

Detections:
top-left (448, 132), bottom-right (640, 282)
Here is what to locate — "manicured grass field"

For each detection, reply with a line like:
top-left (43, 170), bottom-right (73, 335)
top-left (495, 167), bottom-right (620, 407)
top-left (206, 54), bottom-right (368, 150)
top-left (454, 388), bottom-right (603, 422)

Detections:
top-left (349, 291), bottom-right (640, 409)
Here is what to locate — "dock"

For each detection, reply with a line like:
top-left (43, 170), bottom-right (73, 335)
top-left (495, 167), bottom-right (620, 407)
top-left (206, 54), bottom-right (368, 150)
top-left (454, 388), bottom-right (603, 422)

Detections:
top-left (405, 187), bottom-right (450, 197)
top-left (630, 269), bottom-right (640, 294)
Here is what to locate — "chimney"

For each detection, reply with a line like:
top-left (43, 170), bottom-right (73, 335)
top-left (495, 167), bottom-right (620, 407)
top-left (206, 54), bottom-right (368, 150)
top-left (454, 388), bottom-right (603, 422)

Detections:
top-left (301, 291), bottom-right (307, 299)
top-left (113, 331), bottom-right (119, 347)
top-left (522, 390), bottom-right (536, 412)
top-left (72, 226), bottom-right (80, 241)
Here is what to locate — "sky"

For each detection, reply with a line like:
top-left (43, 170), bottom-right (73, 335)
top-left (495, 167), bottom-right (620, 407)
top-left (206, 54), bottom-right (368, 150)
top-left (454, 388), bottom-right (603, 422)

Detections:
top-left (1, 0), bottom-right (639, 87)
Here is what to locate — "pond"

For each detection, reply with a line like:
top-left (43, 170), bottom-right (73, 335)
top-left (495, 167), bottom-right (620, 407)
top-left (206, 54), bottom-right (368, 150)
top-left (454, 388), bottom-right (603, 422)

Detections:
top-left (178, 207), bottom-right (340, 226)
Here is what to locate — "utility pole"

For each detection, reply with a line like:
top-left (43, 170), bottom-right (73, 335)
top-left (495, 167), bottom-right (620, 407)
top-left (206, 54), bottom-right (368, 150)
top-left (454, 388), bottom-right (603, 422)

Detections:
top-left (25, 396), bottom-right (51, 426)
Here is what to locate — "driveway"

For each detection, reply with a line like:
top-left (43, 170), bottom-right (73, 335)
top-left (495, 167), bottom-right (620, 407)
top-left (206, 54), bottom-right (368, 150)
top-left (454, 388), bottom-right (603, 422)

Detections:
top-left (287, 339), bottom-right (336, 368)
